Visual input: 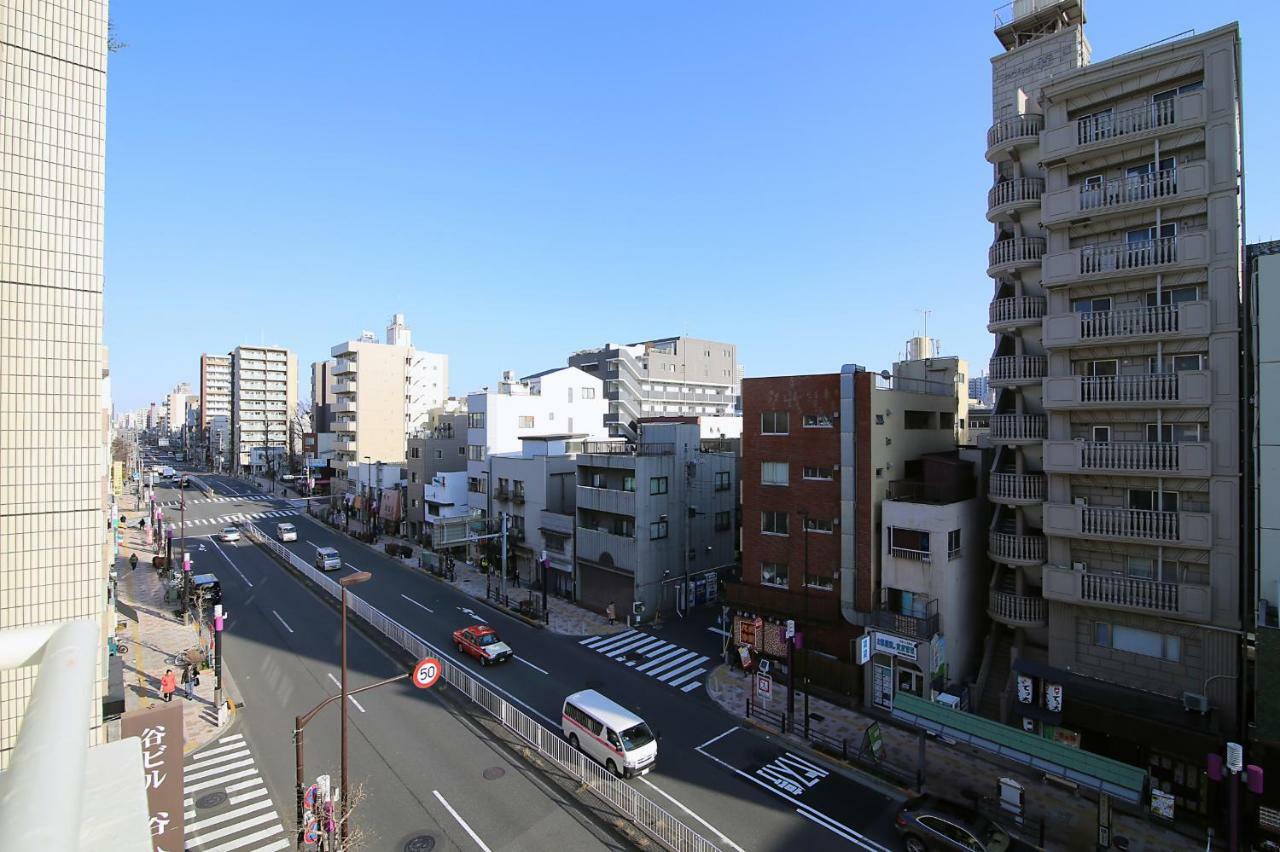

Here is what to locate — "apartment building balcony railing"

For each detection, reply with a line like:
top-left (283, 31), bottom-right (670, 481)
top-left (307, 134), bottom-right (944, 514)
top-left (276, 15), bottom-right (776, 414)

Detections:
top-left (333, 379), bottom-right (357, 395)
top-left (334, 439), bottom-right (356, 453)
top-left (332, 398), bottom-right (357, 414)
top-left (989, 414), bottom-right (1047, 445)
top-left (1044, 163), bottom-right (1208, 227)
top-left (1042, 89), bottom-right (1205, 162)
top-left (1043, 504), bottom-right (1212, 548)
top-left (989, 472), bottom-right (1046, 506)
top-left (989, 355), bottom-right (1047, 387)
top-left (987, 177), bottom-right (1046, 222)
top-left (581, 441), bottom-right (674, 456)
top-left (987, 531), bottom-right (1046, 567)
top-left (1043, 370), bottom-right (1210, 410)
top-left (987, 590), bottom-right (1048, 628)
top-left (1042, 564), bottom-right (1212, 622)
top-left (512, 490), bottom-right (526, 504)
top-left (722, 581), bottom-right (842, 626)
top-left (1042, 300), bottom-right (1211, 349)
top-left (987, 296), bottom-right (1046, 332)
top-left (576, 527), bottom-right (636, 572)
top-left (333, 358), bottom-right (356, 375)
top-left (888, 546), bottom-right (930, 564)
top-left (577, 485), bottom-right (635, 517)
top-left (1043, 440), bottom-right (1212, 477)
top-left (987, 237), bottom-right (1046, 277)
top-left (1043, 232), bottom-right (1208, 285)
top-left (985, 113), bottom-right (1043, 162)
top-left (871, 605), bottom-right (939, 641)
top-left (539, 510), bottom-right (574, 536)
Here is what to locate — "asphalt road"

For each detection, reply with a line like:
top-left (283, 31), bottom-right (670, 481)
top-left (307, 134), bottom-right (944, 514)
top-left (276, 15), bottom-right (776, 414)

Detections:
top-left (146, 463), bottom-right (910, 851)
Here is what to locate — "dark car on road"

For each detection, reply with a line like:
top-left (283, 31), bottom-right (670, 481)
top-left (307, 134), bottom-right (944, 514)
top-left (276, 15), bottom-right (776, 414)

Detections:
top-left (894, 795), bottom-right (1010, 852)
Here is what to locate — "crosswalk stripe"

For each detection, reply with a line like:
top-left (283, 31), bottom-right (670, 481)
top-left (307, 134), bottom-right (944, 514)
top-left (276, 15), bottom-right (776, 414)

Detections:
top-left (186, 757), bottom-right (255, 782)
top-left (635, 646), bottom-right (686, 672)
top-left (681, 680), bottom-right (704, 693)
top-left (219, 733), bottom-right (244, 744)
top-left (250, 839), bottom-right (292, 852)
top-left (642, 640), bottom-right (676, 657)
top-left (185, 767), bottom-right (258, 794)
top-left (623, 636), bottom-right (667, 657)
top-left (648, 650), bottom-right (700, 678)
top-left (228, 786), bottom-right (271, 806)
top-left (185, 748), bottom-right (251, 771)
top-left (190, 742), bottom-right (246, 761)
top-left (589, 630), bottom-right (640, 653)
top-left (225, 777), bottom-right (263, 793)
top-left (185, 797), bottom-right (274, 834)
top-left (604, 634), bottom-right (658, 658)
top-left (203, 823), bottom-right (286, 852)
top-left (187, 810), bottom-right (278, 846)
top-left (660, 657), bottom-right (709, 683)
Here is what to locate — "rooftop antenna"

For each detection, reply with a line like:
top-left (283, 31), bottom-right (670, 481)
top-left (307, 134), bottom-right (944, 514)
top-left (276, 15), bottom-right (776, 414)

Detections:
top-left (918, 308), bottom-right (931, 339)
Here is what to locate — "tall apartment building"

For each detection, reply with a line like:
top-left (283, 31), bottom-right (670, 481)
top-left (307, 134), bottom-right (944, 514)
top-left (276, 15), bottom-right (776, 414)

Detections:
top-left (165, 382), bottom-right (194, 439)
top-left (568, 337), bottom-right (742, 440)
top-left (0, 0), bottom-right (110, 765)
top-left (201, 354), bottom-right (233, 432)
top-left (983, 3), bottom-right (1243, 803)
top-left (331, 316), bottom-right (449, 491)
top-left (310, 359), bottom-right (336, 434)
top-left (231, 345), bottom-right (298, 474)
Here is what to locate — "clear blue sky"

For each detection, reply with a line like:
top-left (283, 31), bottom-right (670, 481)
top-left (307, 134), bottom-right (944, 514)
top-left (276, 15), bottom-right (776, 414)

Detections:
top-left (105, 1), bottom-right (1279, 412)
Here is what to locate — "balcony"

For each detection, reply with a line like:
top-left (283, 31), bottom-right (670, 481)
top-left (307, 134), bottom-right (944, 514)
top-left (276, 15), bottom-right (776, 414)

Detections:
top-left (987, 237), bottom-right (1046, 277)
top-left (1042, 370), bottom-right (1210, 410)
top-left (539, 511), bottom-right (574, 536)
top-left (581, 441), bottom-right (674, 456)
top-left (333, 358), bottom-right (356, 376)
top-left (1042, 565), bottom-right (1212, 622)
top-left (577, 485), bottom-right (635, 517)
top-left (989, 355), bottom-right (1047, 387)
top-left (333, 416), bottom-right (358, 432)
top-left (988, 531), bottom-right (1046, 567)
top-left (888, 546), bottom-right (930, 564)
top-left (576, 527), bottom-right (636, 573)
top-left (332, 398), bottom-right (357, 414)
top-left (1042, 162), bottom-right (1207, 226)
top-left (1043, 440), bottom-right (1212, 478)
top-left (1041, 89), bottom-right (1206, 162)
top-left (1043, 504), bottom-right (1212, 548)
top-left (987, 296), bottom-right (1046, 333)
top-left (871, 605), bottom-right (939, 641)
top-left (1043, 300), bottom-right (1211, 349)
top-left (988, 590), bottom-right (1047, 628)
top-left (512, 490), bottom-right (526, 505)
top-left (334, 439), bottom-right (356, 453)
top-left (989, 472), bottom-right (1046, 506)
top-left (988, 414), bottom-right (1047, 445)
top-left (985, 113), bottom-right (1043, 163)
top-left (333, 379), bottom-right (357, 395)
top-left (722, 581), bottom-right (842, 626)
top-left (987, 178), bottom-right (1045, 222)
top-left (1043, 232), bottom-right (1209, 286)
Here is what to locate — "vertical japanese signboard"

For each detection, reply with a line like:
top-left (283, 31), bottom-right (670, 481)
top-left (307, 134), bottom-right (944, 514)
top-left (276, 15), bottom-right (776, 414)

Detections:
top-left (121, 702), bottom-right (185, 850)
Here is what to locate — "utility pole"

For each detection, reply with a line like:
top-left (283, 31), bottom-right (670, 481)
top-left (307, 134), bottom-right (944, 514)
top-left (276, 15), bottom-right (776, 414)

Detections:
top-left (499, 512), bottom-right (508, 600)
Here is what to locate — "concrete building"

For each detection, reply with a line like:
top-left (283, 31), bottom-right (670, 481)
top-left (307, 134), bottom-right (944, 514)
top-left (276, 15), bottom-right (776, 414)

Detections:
top-left (201, 354), bottom-right (233, 438)
top-left (982, 2), bottom-right (1243, 803)
top-left (420, 471), bottom-right (471, 543)
top-left (0, 0), bottom-right (110, 766)
top-left (466, 368), bottom-right (610, 516)
top-left (968, 374), bottom-right (994, 407)
top-left (231, 345), bottom-right (298, 475)
top-left (311, 359), bottom-right (336, 434)
top-left (492, 435), bottom-right (584, 599)
top-left (575, 419), bottom-right (738, 618)
top-left (568, 337), bottom-right (742, 440)
top-left (165, 382), bottom-right (194, 443)
top-left (407, 413), bottom-right (469, 541)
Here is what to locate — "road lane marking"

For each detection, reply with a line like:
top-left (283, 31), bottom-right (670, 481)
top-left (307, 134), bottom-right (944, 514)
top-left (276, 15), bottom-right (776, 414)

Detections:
top-left (634, 647), bottom-right (687, 673)
top-left (707, 627), bottom-right (730, 637)
top-left (272, 611), bottom-right (294, 633)
top-left (456, 606), bottom-right (487, 624)
top-left (697, 726), bottom-right (741, 750)
top-left (587, 630), bottom-right (639, 653)
top-left (639, 777), bottom-right (746, 852)
top-left (657, 655), bottom-right (709, 682)
top-left (401, 593), bottom-right (434, 614)
top-left (207, 536), bottom-right (254, 588)
top-left (797, 808), bottom-right (864, 846)
top-left (327, 673), bottom-right (367, 712)
top-left (514, 656), bottom-right (549, 675)
top-left (433, 790), bottom-right (494, 852)
top-left (305, 539), bottom-right (322, 549)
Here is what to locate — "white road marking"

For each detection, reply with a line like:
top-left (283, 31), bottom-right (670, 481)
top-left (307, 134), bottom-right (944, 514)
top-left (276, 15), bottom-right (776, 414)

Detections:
top-left (513, 656), bottom-right (549, 675)
top-left (696, 726), bottom-right (741, 750)
top-left (707, 627), bottom-right (730, 637)
top-left (272, 611), bottom-right (294, 633)
top-left (681, 679), bottom-right (704, 693)
top-left (220, 733), bottom-right (244, 744)
top-left (433, 790), bottom-right (494, 852)
top-left (208, 536), bottom-right (254, 588)
top-left (635, 647), bottom-right (687, 673)
top-left (345, 562), bottom-right (362, 572)
top-left (185, 767), bottom-right (258, 794)
top-left (401, 593), bottom-right (434, 614)
top-left (202, 822), bottom-right (285, 852)
top-left (184, 797), bottom-right (274, 833)
top-left (327, 673), bottom-right (367, 712)
top-left (587, 630), bottom-right (639, 653)
top-left (639, 777), bottom-right (746, 852)
top-left (457, 606), bottom-right (488, 624)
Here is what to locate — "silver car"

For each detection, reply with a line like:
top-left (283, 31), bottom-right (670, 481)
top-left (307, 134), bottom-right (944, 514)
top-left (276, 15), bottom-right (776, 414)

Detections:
top-left (314, 546), bottom-right (342, 571)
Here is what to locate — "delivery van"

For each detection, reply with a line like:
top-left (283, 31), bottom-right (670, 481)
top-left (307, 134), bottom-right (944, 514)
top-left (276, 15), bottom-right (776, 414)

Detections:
top-left (561, 689), bottom-right (657, 778)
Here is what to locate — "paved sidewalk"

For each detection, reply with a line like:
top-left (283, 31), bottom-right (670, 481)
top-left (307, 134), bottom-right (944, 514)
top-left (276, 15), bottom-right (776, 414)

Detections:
top-left (706, 665), bottom-right (1204, 852)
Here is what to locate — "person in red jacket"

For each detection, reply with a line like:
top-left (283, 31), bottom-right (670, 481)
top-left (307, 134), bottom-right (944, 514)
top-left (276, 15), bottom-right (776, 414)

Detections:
top-left (160, 669), bottom-right (177, 702)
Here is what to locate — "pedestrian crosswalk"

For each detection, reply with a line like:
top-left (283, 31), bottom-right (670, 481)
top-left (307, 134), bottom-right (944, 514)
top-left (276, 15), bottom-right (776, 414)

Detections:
top-left (188, 509), bottom-right (298, 530)
top-left (578, 630), bottom-right (709, 693)
top-left (157, 496), bottom-right (278, 508)
top-left (184, 732), bottom-right (289, 852)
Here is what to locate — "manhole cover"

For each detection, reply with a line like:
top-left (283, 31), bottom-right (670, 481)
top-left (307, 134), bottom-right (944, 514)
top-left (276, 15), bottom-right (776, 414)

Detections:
top-left (195, 791), bottom-right (227, 809)
top-left (402, 835), bottom-right (436, 852)
top-left (482, 767), bottom-right (506, 781)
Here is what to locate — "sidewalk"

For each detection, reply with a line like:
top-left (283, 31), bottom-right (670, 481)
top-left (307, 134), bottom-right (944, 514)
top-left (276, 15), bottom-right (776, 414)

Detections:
top-left (706, 665), bottom-right (1201, 852)
top-left (115, 502), bottom-right (238, 754)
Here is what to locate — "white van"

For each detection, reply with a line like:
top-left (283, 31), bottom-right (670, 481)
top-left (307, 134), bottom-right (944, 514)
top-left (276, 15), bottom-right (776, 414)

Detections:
top-left (276, 523), bottom-right (297, 542)
top-left (561, 689), bottom-right (657, 778)
top-left (313, 546), bottom-right (341, 571)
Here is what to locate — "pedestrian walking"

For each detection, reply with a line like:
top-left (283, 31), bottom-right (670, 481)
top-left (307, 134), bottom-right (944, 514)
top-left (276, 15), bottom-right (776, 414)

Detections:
top-left (606, 601), bottom-right (616, 625)
top-left (181, 664), bottom-right (194, 700)
top-left (129, 552), bottom-right (138, 572)
top-left (160, 669), bottom-right (177, 703)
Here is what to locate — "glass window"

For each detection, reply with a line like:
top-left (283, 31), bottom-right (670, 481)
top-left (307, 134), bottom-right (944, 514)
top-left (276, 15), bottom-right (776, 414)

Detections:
top-left (1092, 426), bottom-right (1111, 443)
top-left (715, 470), bottom-right (732, 491)
top-left (1146, 286), bottom-right (1199, 306)
top-left (761, 462), bottom-right (789, 486)
top-left (650, 477), bottom-right (668, 495)
top-left (762, 511), bottom-right (789, 536)
top-left (518, 416), bottom-right (535, 429)
top-left (1128, 489), bottom-right (1179, 512)
top-left (802, 414), bottom-right (833, 428)
top-left (804, 517), bottom-right (834, 533)
top-left (468, 412), bottom-right (485, 429)
top-left (714, 511), bottom-right (732, 531)
top-left (761, 562), bottom-right (788, 588)
top-left (466, 445), bottom-right (485, 461)
top-left (649, 521), bottom-right (668, 540)
top-left (947, 529), bottom-right (961, 559)
top-left (761, 411), bottom-right (789, 435)
top-left (623, 475), bottom-right (636, 493)
top-left (581, 387), bottom-right (596, 399)
top-left (803, 466), bottom-right (835, 480)
top-left (804, 573), bottom-right (834, 590)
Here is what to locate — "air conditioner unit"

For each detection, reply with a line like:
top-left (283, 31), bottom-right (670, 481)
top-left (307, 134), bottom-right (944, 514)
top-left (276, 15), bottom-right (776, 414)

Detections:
top-left (1182, 692), bottom-right (1209, 714)
top-left (1072, 562), bottom-right (1087, 571)
top-left (1073, 497), bottom-right (1088, 507)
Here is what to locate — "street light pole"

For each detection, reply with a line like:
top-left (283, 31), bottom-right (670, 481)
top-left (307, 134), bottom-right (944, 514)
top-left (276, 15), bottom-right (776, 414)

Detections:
top-left (338, 570), bottom-right (372, 847)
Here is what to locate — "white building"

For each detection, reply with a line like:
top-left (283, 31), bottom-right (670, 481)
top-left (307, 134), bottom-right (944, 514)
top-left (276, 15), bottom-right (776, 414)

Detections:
top-left (166, 382), bottom-right (194, 438)
top-left (421, 470), bottom-right (472, 540)
top-left (231, 345), bottom-right (299, 474)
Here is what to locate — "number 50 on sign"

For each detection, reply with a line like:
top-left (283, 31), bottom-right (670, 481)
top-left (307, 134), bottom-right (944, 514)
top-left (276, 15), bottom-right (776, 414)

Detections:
top-left (413, 657), bottom-right (442, 689)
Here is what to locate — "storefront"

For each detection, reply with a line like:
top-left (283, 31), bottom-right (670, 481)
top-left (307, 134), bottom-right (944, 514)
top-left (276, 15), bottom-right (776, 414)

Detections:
top-left (860, 630), bottom-right (946, 712)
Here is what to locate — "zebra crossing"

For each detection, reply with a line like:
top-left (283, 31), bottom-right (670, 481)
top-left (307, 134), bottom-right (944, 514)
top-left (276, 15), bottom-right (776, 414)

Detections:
top-left (184, 732), bottom-right (289, 852)
top-left (188, 509), bottom-right (298, 530)
top-left (156, 495), bottom-right (278, 508)
top-left (578, 630), bottom-right (709, 693)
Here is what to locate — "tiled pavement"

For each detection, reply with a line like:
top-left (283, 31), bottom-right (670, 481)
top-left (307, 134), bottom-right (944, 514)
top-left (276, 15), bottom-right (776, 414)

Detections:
top-left (577, 629), bottom-right (710, 692)
top-left (183, 732), bottom-right (290, 852)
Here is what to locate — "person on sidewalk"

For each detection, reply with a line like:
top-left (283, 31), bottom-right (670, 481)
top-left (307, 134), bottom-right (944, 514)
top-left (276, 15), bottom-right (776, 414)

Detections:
top-left (129, 552), bottom-right (138, 572)
top-left (606, 601), bottom-right (616, 625)
top-left (181, 664), bottom-right (194, 700)
top-left (160, 669), bottom-right (177, 702)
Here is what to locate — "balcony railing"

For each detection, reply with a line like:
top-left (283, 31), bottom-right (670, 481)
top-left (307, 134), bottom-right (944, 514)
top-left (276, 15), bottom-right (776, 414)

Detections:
top-left (988, 296), bottom-right (1046, 328)
top-left (872, 606), bottom-right (939, 641)
top-left (1082, 506), bottom-right (1179, 542)
top-left (1080, 441), bottom-right (1181, 473)
top-left (1077, 99), bottom-right (1176, 147)
top-left (1080, 373), bottom-right (1178, 404)
top-left (989, 414), bottom-right (1046, 443)
top-left (989, 237), bottom-right (1046, 270)
top-left (1042, 564), bottom-right (1212, 622)
top-left (1080, 167), bottom-right (1178, 212)
top-left (988, 590), bottom-right (1047, 627)
top-left (988, 178), bottom-right (1045, 214)
top-left (989, 355), bottom-right (1047, 384)
top-left (986, 114), bottom-right (1044, 151)
top-left (1079, 304), bottom-right (1179, 340)
top-left (1079, 235), bottom-right (1177, 275)
top-left (1083, 573), bottom-right (1180, 613)
top-left (989, 472), bottom-right (1046, 504)
top-left (988, 531), bottom-right (1046, 565)
top-left (581, 441), bottom-right (674, 456)
top-left (888, 546), bottom-right (930, 564)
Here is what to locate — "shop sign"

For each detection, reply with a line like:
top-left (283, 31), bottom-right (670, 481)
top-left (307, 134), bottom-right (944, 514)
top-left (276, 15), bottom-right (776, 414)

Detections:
top-left (1044, 682), bottom-right (1063, 713)
top-left (1150, 788), bottom-right (1175, 821)
top-left (872, 632), bottom-right (918, 661)
top-left (1016, 674), bottom-right (1034, 704)
top-left (856, 633), bottom-right (871, 665)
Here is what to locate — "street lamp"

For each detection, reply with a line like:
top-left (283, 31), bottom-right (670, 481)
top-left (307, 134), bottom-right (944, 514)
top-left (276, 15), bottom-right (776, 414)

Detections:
top-left (337, 570), bottom-right (372, 847)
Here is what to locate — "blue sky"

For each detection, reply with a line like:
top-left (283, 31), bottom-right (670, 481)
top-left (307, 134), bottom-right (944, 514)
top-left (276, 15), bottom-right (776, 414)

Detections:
top-left (105, 2), bottom-right (1279, 412)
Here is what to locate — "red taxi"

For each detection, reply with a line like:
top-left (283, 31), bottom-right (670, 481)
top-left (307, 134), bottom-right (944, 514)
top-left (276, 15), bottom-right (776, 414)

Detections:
top-left (451, 625), bottom-right (513, 666)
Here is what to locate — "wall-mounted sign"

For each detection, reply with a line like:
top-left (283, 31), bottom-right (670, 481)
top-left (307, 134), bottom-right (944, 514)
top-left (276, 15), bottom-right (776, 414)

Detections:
top-left (1044, 682), bottom-right (1063, 713)
top-left (1016, 674), bottom-right (1034, 704)
top-left (856, 633), bottom-right (871, 665)
top-left (872, 632), bottom-right (918, 661)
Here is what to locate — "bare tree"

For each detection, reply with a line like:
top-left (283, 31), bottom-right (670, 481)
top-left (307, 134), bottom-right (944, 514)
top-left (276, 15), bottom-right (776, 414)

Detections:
top-left (108, 19), bottom-right (127, 53)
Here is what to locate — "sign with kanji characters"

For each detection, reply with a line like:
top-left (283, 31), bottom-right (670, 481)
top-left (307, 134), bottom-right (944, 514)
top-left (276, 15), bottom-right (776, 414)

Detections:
top-left (121, 701), bottom-right (185, 850)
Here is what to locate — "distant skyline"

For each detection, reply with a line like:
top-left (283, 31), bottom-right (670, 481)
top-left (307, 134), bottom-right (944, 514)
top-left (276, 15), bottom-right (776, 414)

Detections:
top-left (105, 2), bottom-right (1279, 411)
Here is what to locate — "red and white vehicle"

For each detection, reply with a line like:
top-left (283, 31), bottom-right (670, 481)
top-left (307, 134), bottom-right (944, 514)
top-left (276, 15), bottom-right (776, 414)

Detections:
top-left (561, 689), bottom-right (657, 778)
top-left (451, 624), bottom-right (513, 666)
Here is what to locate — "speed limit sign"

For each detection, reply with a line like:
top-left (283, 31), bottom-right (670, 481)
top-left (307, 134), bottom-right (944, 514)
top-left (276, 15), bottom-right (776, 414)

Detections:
top-left (413, 656), bottom-right (442, 689)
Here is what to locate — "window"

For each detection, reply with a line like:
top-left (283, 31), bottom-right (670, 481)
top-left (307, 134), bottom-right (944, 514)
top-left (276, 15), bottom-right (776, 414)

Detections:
top-left (889, 527), bottom-right (930, 558)
top-left (433, 448), bottom-right (443, 459)
top-left (467, 477), bottom-right (486, 494)
top-left (518, 416), bottom-right (535, 429)
top-left (803, 414), bottom-right (833, 428)
top-left (1126, 556), bottom-right (1178, 583)
top-left (761, 462), bottom-right (789, 486)
top-left (458, 446), bottom-right (466, 456)
top-left (1073, 296), bottom-right (1112, 313)
top-left (903, 410), bottom-right (933, 430)
top-left (623, 475), bottom-right (636, 493)
top-left (939, 412), bottom-right (955, 429)
top-left (1146, 423), bottom-right (1201, 443)
top-left (761, 562), bottom-right (789, 588)
top-left (1149, 353), bottom-right (1204, 373)
top-left (803, 466), bottom-right (835, 481)
top-left (650, 477), bottom-right (668, 495)
top-left (466, 445), bottom-right (485, 462)
top-left (715, 471), bottom-right (732, 491)
top-left (649, 520), bottom-right (668, 540)
top-left (1092, 426), bottom-right (1111, 443)
top-left (804, 572), bottom-right (834, 590)
top-left (410, 472), bottom-right (418, 484)
top-left (1087, 359), bottom-right (1118, 377)
top-left (468, 412), bottom-right (485, 429)
top-left (1129, 489), bottom-right (1179, 512)
top-left (410, 447), bottom-right (421, 459)
top-left (714, 511), bottom-right (731, 531)
top-left (581, 387), bottom-right (596, 399)
top-left (760, 411), bottom-right (789, 435)
top-left (761, 511), bottom-right (789, 536)
top-left (545, 533), bottom-right (567, 553)
top-left (804, 517), bottom-right (834, 534)
top-left (947, 530), bottom-right (961, 560)
top-left (875, 414), bottom-right (885, 426)
top-left (512, 480), bottom-right (525, 499)
top-left (1146, 285), bottom-right (1199, 306)
top-left (1094, 622), bottom-right (1181, 661)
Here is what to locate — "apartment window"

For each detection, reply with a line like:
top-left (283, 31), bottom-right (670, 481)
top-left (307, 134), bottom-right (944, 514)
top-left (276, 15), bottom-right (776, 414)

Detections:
top-left (1146, 423), bottom-right (1201, 443)
top-left (939, 412), bottom-right (955, 429)
top-left (496, 477), bottom-right (509, 494)
top-left (1129, 489), bottom-right (1179, 513)
top-left (1092, 426), bottom-right (1111, 443)
top-left (650, 476), bottom-right (669, 495)
top-left (1087, 359), bottom-right (1118, 377)
top-left (761, 462), bottom-right (789, 486)
top-left (512, 480), bottom-right (525, 499)
top-left (802, 414), bottom-right (833, 428)
top-left (804, 517), bottom-right (834, 534)
top-left (1093, 622), bottom-right (1181, 662)
top-left (904, 410), bottom-right (933, 430)
top-left (1146, 286), bottom-right (1199, 306)
top-left (1126, 556), bottom-right (1178, 583)
top-left (468, 412), bottom-right (485, 429)
top-left (889, 527), bottom-right (930, 560)
top-left (410, 472), bottom-right (418, 484)
top-left (410, 447), bottom-right (421, 459)
top-left (466, 445), bottom-right (485, 462)
top-left (589, 472), bottom-right (605, 489)
top-left (946, 530), bottom-right (962, 560)
top-left (623, 475), bottom-right (636, 493)
top-left (804, 572), bottom-right (834, 591)
top-left (545, 533), bottom-right (567, 554)
top-left (760, 411), bottom-right (789, 435)
top-left (761, 511), bottom-right (789, 536)
top-left (458, 446), bottom-right (466, 456)
top-left (518, 416), bottom-right (535, 429)
top-left (704, 349), bottom-right (711, 357)
top-left (581, 387), bottom-right (596, 399)
top-left (761, 562), bottom-right (789, 589)
top-left (714, 511), bottom-right (731, 531)
top-left (649, 520), bottom-right (669, 540)
top-left (1073, 296), bottom-right (1113, 314)
top-left (468, 477), bottom-right (486, 494)
top-left (802, 466), bottom-right (835, 481)
top-left (1149, 354), bottom-right (1204, 373)
top-left (431, 448), bottom-right (443, 459)
top-left (715, 471), bottom-right (732, 491)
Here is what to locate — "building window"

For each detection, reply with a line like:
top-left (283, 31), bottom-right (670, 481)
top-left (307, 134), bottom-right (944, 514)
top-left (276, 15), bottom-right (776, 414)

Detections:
top-left (760, 411), bottom-right (789, 435)
top-left (1094, 622), bottom-right (1181, 662)
top-left (468, 477), bottom-right (486, 494)
top-left (889, 527), bottom-right (930, 561)
top-left (458, 446), bottom-right (466, 455)
top-left (410, 447), bottom-right (421, 459)
top-left (496, 477), bottom-right (509, 495)
top-left (802, 414), bottom-right (833, 428)
top-left (802, 466), bottom-right (835, 481)
top-left (947, 530), bottom-right (961, 560)
top-left (715, 471), bottom-right (732, 491)
top-left (761, 462), bottom-right (789, 486)
top-left (761, 511), bottom-right (788, 536)
top-left (590, 472), bottom-right (605, 489)
top-left (875, 414), bottom-right (885, 425)
top-left (714, 511), bottom-right (731, 531)
top-left (650, 476), bottom-right (668, 495)
top-left (410, 472), bottom-right (418, 484)
top-left (518, 416), bottom-right (535, 429)
top-left (581, 387), bottom-right (596, 399)
top-left (466, 445), bottom-right (485, 462)
top-left (433, 449), bottom-right (444, 459)
top-left (761, 562), bottom-right (789, 588)
top-left (1146, 423), bottom-right (1201, 443)
top-left (804, 572), bottom-right (834, 591)
top-left (650, 520), bottom-right (668, 540)
top-left (804, 517), bottom-right (834, 534)
top-left (513, 480), bottom-right (525, 500)
top-left (940, 412), bottom-right (955, 429)
top-left (545, 533), bottom-right (567, 553)
top-left (623, 475), bottom-right (636, 493)
top-left (1129, 489), bottom-right (1179, 512)
top-left (904, 410), bottom-right (933, 430)
top-left (468, 412), bottom-right (485, 429)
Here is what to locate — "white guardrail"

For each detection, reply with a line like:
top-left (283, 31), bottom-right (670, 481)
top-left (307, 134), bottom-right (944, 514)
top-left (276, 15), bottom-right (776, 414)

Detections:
top-left (243, 522), bottom-right (721, 852)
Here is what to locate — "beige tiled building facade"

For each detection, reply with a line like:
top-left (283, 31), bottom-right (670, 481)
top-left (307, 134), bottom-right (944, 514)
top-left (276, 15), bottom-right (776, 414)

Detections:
top-left (0, 0), bottom-right (110, 764)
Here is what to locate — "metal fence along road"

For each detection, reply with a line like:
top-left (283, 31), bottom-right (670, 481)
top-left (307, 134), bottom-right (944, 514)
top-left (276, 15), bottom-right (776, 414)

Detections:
top-left (242, 522), bottom-right (722, 852)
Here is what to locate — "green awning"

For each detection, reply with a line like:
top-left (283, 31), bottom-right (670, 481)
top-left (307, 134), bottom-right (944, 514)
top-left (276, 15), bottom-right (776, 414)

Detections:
top-left (890, 692), bottom-right (1147, 804)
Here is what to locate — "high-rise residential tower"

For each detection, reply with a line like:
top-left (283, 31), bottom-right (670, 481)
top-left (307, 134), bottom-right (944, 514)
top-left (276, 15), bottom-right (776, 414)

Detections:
top-left (231, 345), bottom-right (299, 474)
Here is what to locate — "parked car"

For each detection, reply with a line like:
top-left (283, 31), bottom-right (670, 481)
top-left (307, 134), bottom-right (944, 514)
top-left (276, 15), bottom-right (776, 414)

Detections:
top-left (894, 795), bottom-right (1010, 852)
top-left (219, 526), bottom-right (240, 542)
top-left (314, 546), bottom-right (342, 571)
top-left (452, 625), bottom-right (513, 666)
top-left (276, 522), bottom-right (297, 542)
